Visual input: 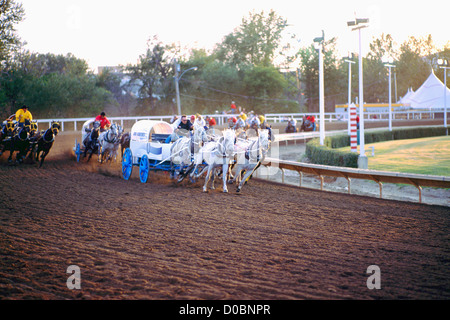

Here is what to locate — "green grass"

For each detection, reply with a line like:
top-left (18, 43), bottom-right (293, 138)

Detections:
top-left (336, 136), bottom-right (450, 176)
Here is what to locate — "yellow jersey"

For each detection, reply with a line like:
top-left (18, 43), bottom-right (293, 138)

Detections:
top-left (15, 109), bottom-right (32, 123)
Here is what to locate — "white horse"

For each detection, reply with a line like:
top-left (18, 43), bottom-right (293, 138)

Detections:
top-left (169, 134), bottom-right (192, 180)
top-left (99, 123), bottom-right (121, 163)
top-left (231, 129), bottom-right (271, 192)
top-left (199, 129), bottom-right (236, 193)
top-left (189, 124), bottom-right (215, 180)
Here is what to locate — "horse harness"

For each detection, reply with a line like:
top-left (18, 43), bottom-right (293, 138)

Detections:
top-left (245, 138), bottom-right (262, 163)
top-left (104, 129), bottom-right (118, 144)
top-left (41, 128), bottom-right (55, 144)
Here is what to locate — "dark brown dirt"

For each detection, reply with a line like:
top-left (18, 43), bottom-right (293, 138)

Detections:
top-left (0, 130), bottom-right (449, 300)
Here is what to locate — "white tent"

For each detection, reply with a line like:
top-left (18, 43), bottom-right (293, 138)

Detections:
top-left (408, 70), bottom-right (450, 109)
top-left (398, 87), bottom-right (415, 105)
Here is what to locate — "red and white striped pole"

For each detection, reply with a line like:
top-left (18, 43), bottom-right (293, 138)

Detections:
top-left (350, 103), bottom-right (357, 152)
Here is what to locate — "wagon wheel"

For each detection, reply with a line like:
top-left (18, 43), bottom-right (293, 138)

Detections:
top-left (139, 154), bottom-right (149, 183)
top-left (122, 148), bottom-right (133, 180)
top-left (76, 143), bottom-right (81, 163)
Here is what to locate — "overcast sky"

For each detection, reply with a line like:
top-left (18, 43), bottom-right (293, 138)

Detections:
top-left (15, 0), bottom-right (450, 72)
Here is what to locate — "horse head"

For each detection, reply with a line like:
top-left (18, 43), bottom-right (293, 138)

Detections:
top-left (51, 121), bottom-right (61, 136)
top-left (221, 129), bottom-right (236, 158)
top-left (5, 120), bottom-right (16, 135)
top-left (259, 129), bottom-right (271, 153)
top-left (193, 124), bottom-right (208, 144)
top-left (92, 121), bottom-right (101, 131)
top-left (29, 120), bottom-right (38, 136)
top-left (16, 125), bottom-right (29, 141)
top-left (117, 125), bottom-right (124, 137)
top-left (90, 121), bottom-right (100, 141)
top-left (110, 123), bottom-right (119, 137)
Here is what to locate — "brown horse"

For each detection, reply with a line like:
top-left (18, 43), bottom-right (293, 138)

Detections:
top-left (120, 132), bottom-right (130, 158)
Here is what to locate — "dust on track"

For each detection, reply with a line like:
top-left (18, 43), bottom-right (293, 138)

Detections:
top-left (0, 131), bottom-right (449, 300)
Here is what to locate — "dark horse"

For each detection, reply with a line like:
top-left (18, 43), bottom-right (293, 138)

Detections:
top-left (2, 125), bottom-right (30, 164)
top-left (33, 121), bottom-right (61, 168)
top-left (120, 131), bottom-right (130, 158)
top-left (83, 121), bottom-right (101, 162)
top-left (0, 118), bottom-right (17, 157)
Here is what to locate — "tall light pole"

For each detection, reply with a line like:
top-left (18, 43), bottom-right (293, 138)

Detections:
top-left (314, 30), bottom-right (325, 145)
top-left (344, 56), bottom-right (356, 135)
top-left (438, 58), bottom-right (449, 133)
top-left (347, 18), bottom-right (369, 169)
top-left (384, 58), bottom-right (396, 131)
top-left (174, 58), bottom-right (198, 115)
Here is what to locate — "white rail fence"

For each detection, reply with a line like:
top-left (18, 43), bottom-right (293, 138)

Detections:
top-left (35, 110), bottom-right (445, 132)
top-left (264, 110), bottom-right (444, 123)
top-left (261, 157), bottom-right (450, 204)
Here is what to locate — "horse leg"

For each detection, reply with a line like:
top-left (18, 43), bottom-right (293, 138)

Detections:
top-left (87, 149), bottom-right (93, 162)
top-left (7, 140), bottom-right (15, 163)
top-left (222, 163), bottom-right (229, 193)
top-left (230, 164), bottom-right (241, 185)
top-left (247, 161), bottom-right (261, 182)
top-left (39, 149), bottom-right (48, 168)
top-left (210, 170), bottom-right (216, 190)
top-left (189, 164), bottom-right (198, 178)
top-left (237, 166), bottom-right (257, 192)
top-left (203, 167), bottom-right (213, 192)
top-left (35, 147), bottom-right (41, 163)
top-left (26, 144), bottom-right (35, 163)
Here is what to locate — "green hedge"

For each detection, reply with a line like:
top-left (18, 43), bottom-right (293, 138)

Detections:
top-left (305, 137), bottom-right (359, 167)
top-left (305, 126), bottom-right (447, 168)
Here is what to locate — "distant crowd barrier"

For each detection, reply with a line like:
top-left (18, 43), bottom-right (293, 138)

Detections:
top-left (35, 110), bottom-right (445, 132)
top-left (36, 115), bottom-right (227, 132)
top-left (264, 110), bottom-right (443, 123)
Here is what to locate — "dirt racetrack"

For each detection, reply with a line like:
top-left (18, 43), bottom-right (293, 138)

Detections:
top-left (0, 131), bottom-right (449, 300)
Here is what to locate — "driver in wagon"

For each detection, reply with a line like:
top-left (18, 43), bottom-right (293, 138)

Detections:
top-left (95, 112), bottom-right (111, 132)
top-left (165, 114), bottom-right (193, 143)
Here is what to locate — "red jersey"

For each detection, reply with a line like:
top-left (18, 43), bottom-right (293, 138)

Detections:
top-left (209, 118), bottom-right (216, 126)
top-left (95, 115), bottom-right (111, 129)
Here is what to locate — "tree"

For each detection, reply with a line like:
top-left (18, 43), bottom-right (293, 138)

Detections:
top-left (396, 36), bottom-right (435, 97)
top-left (125, 36), bottom-right (178, 114)
top-left (243, 64), bottom-right (296, 113)
top-left (214, 10), bottom-right (288, 68)
top-left (0, 0), bottom-right (24, 65)
top-left (0, 50), bottom-right (115, 118)
top-left (367, 33), bottom-right (397, 61)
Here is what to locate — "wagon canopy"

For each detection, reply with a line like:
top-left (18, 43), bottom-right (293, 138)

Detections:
top-left (130, 120), bottom-right (173, 142)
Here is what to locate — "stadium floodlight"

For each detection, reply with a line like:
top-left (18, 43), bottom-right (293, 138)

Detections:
top-left (314, 30), bottom-right (325, 145)
top-left (174, 59), bottom-right (198, 115)
top-left (347, 17), bottom-right (369, 168)
top-left (437, 58), bottom-right (449, 131)
top-left (383, 57), bottom-right (396, 132)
